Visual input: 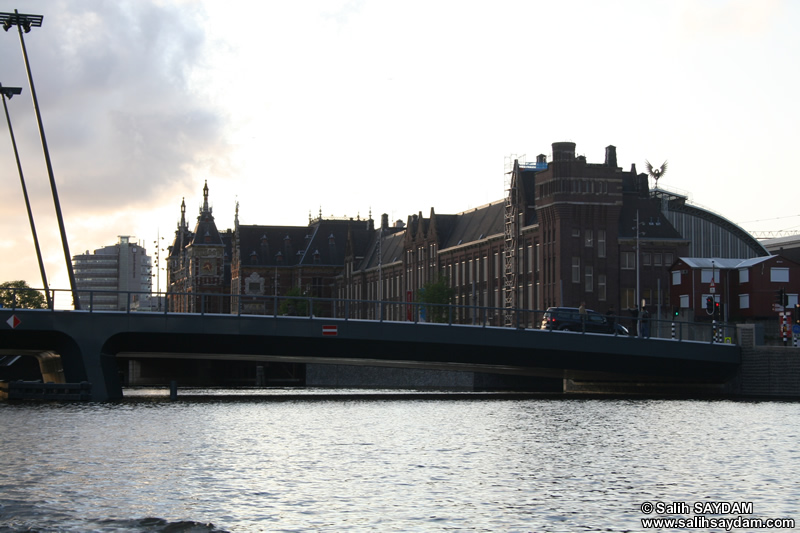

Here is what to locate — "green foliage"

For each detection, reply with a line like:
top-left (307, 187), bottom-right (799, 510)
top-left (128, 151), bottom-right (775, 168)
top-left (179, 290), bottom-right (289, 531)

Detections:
top-left (416, 276), bottom-right (455, 323)
top-left (278, 286), bottom-right (320, 316)
top-left (0, 280), bottom-right (48, 309)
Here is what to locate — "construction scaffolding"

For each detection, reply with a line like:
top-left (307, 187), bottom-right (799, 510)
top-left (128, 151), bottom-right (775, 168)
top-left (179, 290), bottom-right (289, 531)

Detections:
top-left (503, 155), bottom-right (523, 327)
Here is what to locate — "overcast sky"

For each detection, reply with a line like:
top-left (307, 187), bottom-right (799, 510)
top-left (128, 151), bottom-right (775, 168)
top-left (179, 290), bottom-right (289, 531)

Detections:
top-left (1, 0), bottom-right (797, 305)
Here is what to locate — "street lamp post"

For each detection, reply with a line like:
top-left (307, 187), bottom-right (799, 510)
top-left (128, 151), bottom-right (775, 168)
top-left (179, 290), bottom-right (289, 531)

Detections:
top-left (1, 83), bottom-right (51, 308)
top-left (2, 10), bottom-right (81, 309)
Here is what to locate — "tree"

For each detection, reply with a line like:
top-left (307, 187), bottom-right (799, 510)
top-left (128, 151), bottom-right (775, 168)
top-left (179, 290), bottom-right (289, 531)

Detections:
top-left (417, 276), bottom-right (455, 323)
top-left (0, 280), bottom-right (48, 309)
top-left (278, 286), bottom-right (320, 317)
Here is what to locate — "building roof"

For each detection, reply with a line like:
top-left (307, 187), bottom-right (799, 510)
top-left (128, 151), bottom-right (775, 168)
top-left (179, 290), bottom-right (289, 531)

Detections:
top-left (676, 256), bottom-right (776, 269)
top-left (358, 229), bottom-right (406, 271)
top-left (238, 219), bottom-right (372, 267)
top-left (441, 201), bottom-right (505, 249)
top-left (619, 198), bottom-right (685, 241)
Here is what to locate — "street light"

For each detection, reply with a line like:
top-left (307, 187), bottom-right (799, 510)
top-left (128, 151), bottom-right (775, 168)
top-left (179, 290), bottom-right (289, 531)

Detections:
top-left (1, 10), bottom-right (81, 309)
top-left (1, 83), bottom-right (51, 308)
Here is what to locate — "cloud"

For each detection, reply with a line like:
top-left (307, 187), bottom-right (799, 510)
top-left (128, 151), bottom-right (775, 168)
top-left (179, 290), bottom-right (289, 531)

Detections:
top-left (2, 0), bottom-right (229, 212)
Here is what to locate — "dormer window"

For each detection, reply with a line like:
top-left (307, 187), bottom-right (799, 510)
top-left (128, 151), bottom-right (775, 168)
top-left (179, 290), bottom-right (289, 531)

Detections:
top-left (313, 249), bottom-right (321, 264)
top-left (328, 234), bottom-right (336, 246)
top-left (275, 251), bottom-right (283, 264)
top-left (250, 250), bottom-right (258, 264)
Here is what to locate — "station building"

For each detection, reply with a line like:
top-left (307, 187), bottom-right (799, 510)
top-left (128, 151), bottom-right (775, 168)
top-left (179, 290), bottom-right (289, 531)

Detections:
top-left (338, 142), bottom-right (768, 326)
top-left (166, 142), bottom-right (768, 327)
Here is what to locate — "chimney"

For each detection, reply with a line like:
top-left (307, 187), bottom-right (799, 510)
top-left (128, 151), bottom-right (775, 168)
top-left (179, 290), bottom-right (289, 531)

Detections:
top-left (381, 213), bottom-right (389, 231)
top-left (605, 145), bottom-right (617, 168)
top-left (552, 142), bottom-right (576, 161)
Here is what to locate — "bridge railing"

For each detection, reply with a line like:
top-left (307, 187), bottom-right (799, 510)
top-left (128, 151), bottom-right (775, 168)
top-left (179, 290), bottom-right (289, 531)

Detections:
top-left (0, 287), bottom-right (739, 344)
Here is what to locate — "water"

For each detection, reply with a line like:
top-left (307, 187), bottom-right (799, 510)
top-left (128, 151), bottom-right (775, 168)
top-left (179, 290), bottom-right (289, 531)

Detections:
top-left (1, 390), bottom-right (799, 532)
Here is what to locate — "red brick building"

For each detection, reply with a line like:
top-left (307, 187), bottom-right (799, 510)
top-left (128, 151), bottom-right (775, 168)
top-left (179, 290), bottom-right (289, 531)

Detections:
top-left (166, 182), bottom-right (232, 313)
top-left (669, 256), bottom-right (800, 321)
top-left (168, 142), bottom-right (768, 327)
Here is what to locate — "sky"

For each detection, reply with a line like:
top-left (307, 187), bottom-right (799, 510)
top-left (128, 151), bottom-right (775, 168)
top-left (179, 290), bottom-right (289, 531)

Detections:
top-left (0, 0), bottom-right (798, 306)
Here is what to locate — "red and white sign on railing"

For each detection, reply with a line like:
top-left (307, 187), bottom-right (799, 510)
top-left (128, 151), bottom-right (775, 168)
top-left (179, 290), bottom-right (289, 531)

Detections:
top-left (322, 325), bottom-right (338, 336)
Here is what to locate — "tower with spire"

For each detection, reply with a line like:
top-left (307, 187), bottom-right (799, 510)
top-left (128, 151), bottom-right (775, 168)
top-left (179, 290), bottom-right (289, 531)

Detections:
top-left (166, 181), bottom-right (230, 312)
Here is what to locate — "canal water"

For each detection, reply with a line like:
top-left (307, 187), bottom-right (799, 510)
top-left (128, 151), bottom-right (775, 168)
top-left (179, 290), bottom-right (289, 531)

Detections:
top-left (1, 390), bottom-right (799, 532)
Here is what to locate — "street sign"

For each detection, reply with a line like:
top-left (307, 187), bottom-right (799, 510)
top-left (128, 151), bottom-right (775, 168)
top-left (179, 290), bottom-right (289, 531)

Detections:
top-left (5, 315), bottom-right (20, 329)
top-left (710, 279), bottom-right (716, 294)
top-left (774, 304), bottom-right (785, 312)
top-left (322, 325), bottom-right (338, 336)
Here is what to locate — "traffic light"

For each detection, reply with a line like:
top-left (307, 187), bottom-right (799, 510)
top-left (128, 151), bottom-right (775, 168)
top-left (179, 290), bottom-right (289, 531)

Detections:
top-left (673, 307), bottom-right (680, 318)
top-left (706, 296), bottom-right (714, 313)
top-left (776, 288), bottom-right (787, 306)
top-left (796, 304), bottom-right (800, 326)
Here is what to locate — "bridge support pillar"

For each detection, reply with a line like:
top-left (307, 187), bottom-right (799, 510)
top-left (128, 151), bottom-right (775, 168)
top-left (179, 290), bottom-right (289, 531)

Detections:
top-left (66, 337), bottom-right (123, 401)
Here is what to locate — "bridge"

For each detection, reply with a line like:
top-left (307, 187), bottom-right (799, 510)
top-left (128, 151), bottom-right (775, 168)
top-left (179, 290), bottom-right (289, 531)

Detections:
top-left (0, 291), bottom-right (741, 401)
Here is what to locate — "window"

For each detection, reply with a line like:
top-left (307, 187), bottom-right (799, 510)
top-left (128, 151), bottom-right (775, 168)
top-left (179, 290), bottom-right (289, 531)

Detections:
top-left (527, 246), bottom-right (533, 274)
top-left (701, 269), bottom-right (721, 283)
top-left (654, 254), bottom-right (662, 267)
top-left (643, 253), bottom-right (651, 266)
top-left (665, 253), bottom-right (674, 266)
top-left (739, 269), bottom-right (749, 283)
top-left (572, 228), bottom-right (580, 237)
top-left (598, 230), bottom-right (606, 258)
top-left (680, 294), bottom-right (689, 308)
top-left (672, 271), bottom-right (682, 285)
top-left (585, 266), bottom-right (593, 292)
top-left (621, 252), bottom-right (635, 270)
top-left (598, 274), bottom-right (607, 301)
top-left (739, 294), bottom-right (750, 309)
top-left (585, 230), bottom-right (593, 247)
top-left (572, 257), bottom-right (580, 283)
top-left (622, 288), bottom-right (636, 310)
top-left (771, 267), bottom-right (790, 283)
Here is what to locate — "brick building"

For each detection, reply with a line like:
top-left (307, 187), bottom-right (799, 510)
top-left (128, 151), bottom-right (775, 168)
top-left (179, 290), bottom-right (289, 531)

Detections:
top-left (337, 141), bottom-right (770, 326)
top-left (167, 142), bottom-right (768, 326)
top-left (166, 182), bottom-right (232, 313)
top-left (230, 207), bottom-right (376, 316)
top-left (670, 255), bottom-right (800, 322)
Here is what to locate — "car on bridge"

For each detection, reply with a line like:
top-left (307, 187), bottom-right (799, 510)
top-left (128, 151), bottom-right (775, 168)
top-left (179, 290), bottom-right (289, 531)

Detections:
top-left (540, 307), bottom-right (629, 335)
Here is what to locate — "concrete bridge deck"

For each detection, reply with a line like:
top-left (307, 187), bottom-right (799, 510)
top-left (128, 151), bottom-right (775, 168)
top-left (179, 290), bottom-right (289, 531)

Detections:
top-left (1, 306), bottom-right (740, 401)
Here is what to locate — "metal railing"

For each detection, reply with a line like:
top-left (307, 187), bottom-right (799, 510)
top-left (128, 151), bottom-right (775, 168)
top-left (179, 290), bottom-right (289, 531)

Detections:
top-left (0, 287), bottom-right (741, 345)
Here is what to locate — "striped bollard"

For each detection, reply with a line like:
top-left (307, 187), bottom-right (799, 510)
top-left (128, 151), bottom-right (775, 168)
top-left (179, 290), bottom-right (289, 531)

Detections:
top-left (671, 322), bottom-right (675, 339)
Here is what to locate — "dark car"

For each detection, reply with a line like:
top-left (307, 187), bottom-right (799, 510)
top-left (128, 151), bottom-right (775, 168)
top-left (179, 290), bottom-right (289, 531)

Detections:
top-left (540, 307), bottom-right (629, 335)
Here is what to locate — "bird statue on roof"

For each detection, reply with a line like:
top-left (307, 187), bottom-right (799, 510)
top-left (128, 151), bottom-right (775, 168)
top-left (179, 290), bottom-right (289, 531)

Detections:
top-left (645, 160), bottom-right (668, 189)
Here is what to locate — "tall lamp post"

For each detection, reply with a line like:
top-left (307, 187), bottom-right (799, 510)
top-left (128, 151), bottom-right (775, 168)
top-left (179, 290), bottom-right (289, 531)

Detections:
top-left (2, 10), bottom-right (81, 309)
top-left (1, 83), bottom-right (51, 308)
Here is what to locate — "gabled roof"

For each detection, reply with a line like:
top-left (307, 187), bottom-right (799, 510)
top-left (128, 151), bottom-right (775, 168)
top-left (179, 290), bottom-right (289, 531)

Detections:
top-left (441, 201), bottom-right (505, 249)
top-left (238, 219), bottom-right (372, 267)
top-left (358, 229), bottom-right (406, 271)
